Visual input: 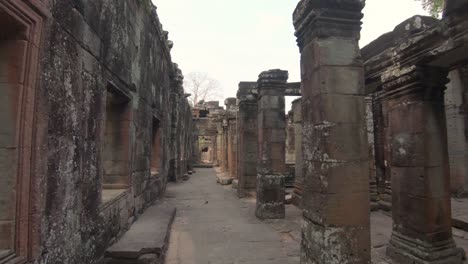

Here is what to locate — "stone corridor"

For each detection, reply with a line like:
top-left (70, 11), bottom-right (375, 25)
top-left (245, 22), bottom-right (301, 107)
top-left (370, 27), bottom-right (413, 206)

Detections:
top-left (163, 168), bottom-right (468, 264)
top-left (2, 0), bottom-right (468, 263)
top-left (164, 168), bottom-right (301, 264)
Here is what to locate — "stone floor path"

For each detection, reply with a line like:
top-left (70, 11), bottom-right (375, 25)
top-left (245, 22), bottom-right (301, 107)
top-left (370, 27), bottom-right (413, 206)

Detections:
top-left (164, 168), bottom-right (301, 264)
top-left (163, 168), bottom-right (468, 264)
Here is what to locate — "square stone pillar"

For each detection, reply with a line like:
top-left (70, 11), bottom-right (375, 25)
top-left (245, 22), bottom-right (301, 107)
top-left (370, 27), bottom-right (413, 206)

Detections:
top-left (222, 119), bottom-right (229, 172)
top-left (372, 91), bottom-right (392, 210)
top-left (383, 66), bottom-right (464, 264)
top-left (216, 122), bottom-right (223, 168)
top-left (228, 118), bottom-right (238, 179)
top-left (366, 96), bottom-right (379, 210)
top-left (292, 98), bottom-right (304, 208)
top-left (293, 1), bottom-right (371, 263)
top-left (255, 69), bottom-right (288, 219)
top-left (446, 67), bottom-right (468, 197)
top-left (237, 85), bottom-right (258, 198)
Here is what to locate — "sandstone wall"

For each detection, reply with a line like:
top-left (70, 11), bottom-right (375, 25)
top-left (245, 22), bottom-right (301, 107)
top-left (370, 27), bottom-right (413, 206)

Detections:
top-left (27, 0), bottom-right (193, 263)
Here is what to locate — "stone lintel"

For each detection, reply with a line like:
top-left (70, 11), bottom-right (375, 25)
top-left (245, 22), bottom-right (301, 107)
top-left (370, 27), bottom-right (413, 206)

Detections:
top-left (238, 80), bottom-right (301, 97)
top-left (379, 66), bottom-right (449, 101)
top-left (363, 16), bottom-right (440, 91)
top-left (285, 82), bottom-right (301, 96)
top-left (293, 0), bottom-right (364, 51)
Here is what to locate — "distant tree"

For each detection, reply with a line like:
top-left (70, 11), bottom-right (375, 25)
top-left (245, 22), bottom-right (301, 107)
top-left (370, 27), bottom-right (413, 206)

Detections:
top-left (417, 0), bottom-right (445, 18)
top-left (184, 72), bottom-right (223, 107)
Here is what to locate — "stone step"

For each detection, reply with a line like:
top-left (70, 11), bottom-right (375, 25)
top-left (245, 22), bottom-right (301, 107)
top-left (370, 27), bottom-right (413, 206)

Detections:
top-left (103, 203), bottom-right (176, 264)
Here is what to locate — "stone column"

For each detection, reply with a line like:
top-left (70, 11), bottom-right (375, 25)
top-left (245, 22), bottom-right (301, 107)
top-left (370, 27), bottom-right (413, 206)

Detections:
top-left (169, 64), bottom-right (184, 182)
top-left (228, 118), bottom-right (238, 179)
top-left (366, 96), bottom-right (379, 210)
top-left (216, 121), bottom-right (223, 168)
top-left (211, 135), bottom-right (217, 164)
top-left (291, 98), bottom-right (304, 208)
top-left (286, 111), bottom-right (296, 164)
top-left (237, 84), bottom-right (258, 198)
top-left (285, 111), bottom-right (296, 187)
top-left (446, 68), bottom-right (468, 197)
top-left (383, 66), bottom-right (463, 264)
top-left (222, 119), bottom-right (229, 172)
top-left (255, 69), bottom-right (287, 219)
top-left (293, 1), bottom-right (370, 263)
top-left (225, 98), bottom-right (238, 179)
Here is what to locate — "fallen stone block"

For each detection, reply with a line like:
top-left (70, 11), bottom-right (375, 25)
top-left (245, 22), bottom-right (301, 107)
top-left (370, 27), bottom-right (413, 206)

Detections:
top-left (216, 174), bottom-right (233, 185)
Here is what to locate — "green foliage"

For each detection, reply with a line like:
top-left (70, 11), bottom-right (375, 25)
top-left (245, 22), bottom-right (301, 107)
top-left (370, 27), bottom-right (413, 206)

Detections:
top-left (417, 0), bottom-right (445, 18)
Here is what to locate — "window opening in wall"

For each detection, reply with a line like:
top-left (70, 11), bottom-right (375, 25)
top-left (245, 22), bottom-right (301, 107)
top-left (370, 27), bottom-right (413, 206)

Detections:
top-left (151, 117), bottom-right (161, 177)
top-left (199, 110), bottom-right (208, 118)
top-left (0, 8), bottom-right (27, 261)
top-left (102, 83), bottom-right (132, 203)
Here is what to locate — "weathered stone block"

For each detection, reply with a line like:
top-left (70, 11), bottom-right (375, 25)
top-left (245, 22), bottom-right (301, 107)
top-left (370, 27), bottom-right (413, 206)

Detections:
top-left (387, 232), bottom-right (463, 264)
top-left (258, 95), bottom-right (285, 110)
top-left (302, 38), bottom-right (361, 75)
top-left (256, 174), bottom-right (285, 219)
top-left (301, 217), bottom-right (370, 264)
top-left (301, 66), bottom-right (365, 98)
top-left (303, 160), bottom-right (369, 194)
top-left (302, 93), bottom-right (366, 125)
top-left (391, 166), bottom-right (449, 199)
top-left (303, 191), bottom-right (370, 227)
top-left (302, 122), bottom-right (368, 163)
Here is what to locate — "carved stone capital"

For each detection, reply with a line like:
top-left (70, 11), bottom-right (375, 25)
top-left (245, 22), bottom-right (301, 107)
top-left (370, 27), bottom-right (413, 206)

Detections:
top-left (293, 0), bottom-right (365, 51)
top-left (237, 83), bottom-right (258, 103)
top-left (257, 69), bottom-right (288, 94)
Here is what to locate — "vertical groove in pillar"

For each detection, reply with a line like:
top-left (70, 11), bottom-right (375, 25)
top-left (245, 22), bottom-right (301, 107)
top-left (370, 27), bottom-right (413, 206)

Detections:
top-left (255, 69), bottom-right (288, 219)
top-left (293, 1), bottom-right (371, 263)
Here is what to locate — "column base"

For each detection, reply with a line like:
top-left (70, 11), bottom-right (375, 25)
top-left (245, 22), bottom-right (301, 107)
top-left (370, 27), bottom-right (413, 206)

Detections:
top-left (387, 232), bottom-right (465, 264)
top-left (292, 183), bottom-right (304, 209)
top-left (255, 202), bottom-right (285, 219)
top-left (301, 217), bottom-right (371, 264)
top-left (255, 173), bottom-right (285, 219)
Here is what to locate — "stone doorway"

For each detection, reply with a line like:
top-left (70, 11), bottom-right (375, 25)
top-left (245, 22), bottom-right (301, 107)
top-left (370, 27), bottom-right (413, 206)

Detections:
top-left (0, 1), bottom-right (44, 262)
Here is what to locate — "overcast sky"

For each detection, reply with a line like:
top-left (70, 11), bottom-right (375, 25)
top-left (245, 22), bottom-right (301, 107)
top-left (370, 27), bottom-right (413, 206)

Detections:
top-left (154, 0), bottom-right (428, 107)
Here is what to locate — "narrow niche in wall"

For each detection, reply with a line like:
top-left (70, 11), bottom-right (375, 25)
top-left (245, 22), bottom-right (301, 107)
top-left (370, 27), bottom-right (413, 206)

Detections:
top-left (102, 83), bottom-right (132, 203)
top-left (0, 8), bottom-right (28, 261)
top-left (151, 117), bottom-right (161, 177)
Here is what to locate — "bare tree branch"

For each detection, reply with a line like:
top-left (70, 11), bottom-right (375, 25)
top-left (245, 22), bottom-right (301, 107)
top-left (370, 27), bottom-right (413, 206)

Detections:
top-left (184, 72), bottom-right (223, 106)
